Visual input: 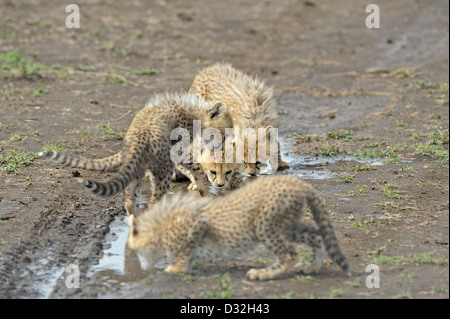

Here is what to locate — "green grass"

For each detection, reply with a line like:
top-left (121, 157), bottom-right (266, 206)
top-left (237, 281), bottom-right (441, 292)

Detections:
top-left (0, 150), bottom-right (37, 174)
top-left (370, 255), bottom-right (408, 264)
top-left (321, 145), bottom-right (342, 156)
top-left (329, 288), bottom-right (345, 297)
top-left (414, 80), bottom-right (449, 93)
top-left (357, 184), bottom-right (367, 193)
top-left (32, 86), bottom-right (49, 97)
top-left (349, 142), bottom-right (411, 163)
top-left (101, 75), bottom-right (124, 85)
top-left (113, 48), bottom-right (128, 58)
top-left (351, 163), bottom-right (373, 174)
top-left (131, 67), bottom-right (158, 76)
top-left (200, 273), bottom-right (233, 298)
top-left (40, 20), bottom-right (53, 28)
top-left (40, 144), bottom-right (67, 152)
top-left (350, 149), bottom-right (377, 160)
top-left (338, 175), bottom-right (354, 183)
top-left (380, 186), bottom-right (401, 199)
top-left (95, 122), bottom-right (126, 138)
top-left (371, 252), bottom-right (448, 266)
top-left (10, 133), bottom-right (27, 142)
top-left (326, 129), bottom-right (370, 142)
top-left (366, 244), bottom-right (387, 255)
top-left (349, 220), bottom-right (370, 234)
top-left (348, 185), bottom-right (367, 197)
top-left (398, 205), bottom-right (414, 211)
top-left (427, 114), bottom-right (442, 120)
top-left (399, 273), bottom-right (417, 279)
top-left (344, 281), bottom-right (362, 288)
top-left (0, 52), bottom-right (44, 77)
top-left (102, 127), bottom-right (126, 138)
top-left (75, 65), bottom-right (95, 72)
top-left (411, 130), bottom-right (449, 161)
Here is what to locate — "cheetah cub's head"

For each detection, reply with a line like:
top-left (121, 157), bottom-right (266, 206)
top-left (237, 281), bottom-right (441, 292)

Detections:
top-left (127, 214), bottom-right (165, 265)
top-left (200, 149), bottom-right (240, 189)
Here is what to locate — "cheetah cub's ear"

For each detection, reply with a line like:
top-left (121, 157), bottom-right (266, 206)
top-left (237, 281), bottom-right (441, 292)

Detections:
top-left (208, 101), bottom-right (227, 120)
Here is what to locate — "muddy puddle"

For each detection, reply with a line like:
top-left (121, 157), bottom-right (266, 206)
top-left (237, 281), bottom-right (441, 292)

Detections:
top-left (87, 216), bottom-right (155, 285)
top-left (29, 252), bottom-right (66, 299)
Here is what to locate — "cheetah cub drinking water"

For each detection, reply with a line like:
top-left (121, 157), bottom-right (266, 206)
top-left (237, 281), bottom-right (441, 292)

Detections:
top-left (128, 176), bottom-right (351, 280)
top-left (177, 146), bottom-right (243, 190)
top-left (39, 92), bottom-right (232, 215)
top-left (189, 62), bottom-right (290, 176)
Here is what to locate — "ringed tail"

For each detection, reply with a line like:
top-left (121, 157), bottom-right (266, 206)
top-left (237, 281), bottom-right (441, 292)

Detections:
top-left (306, 186), bottom-right (352, 277)
top-left (38, 150), bottom-right (123, 171)
top-left (76, 142), bottom-right (149, 197)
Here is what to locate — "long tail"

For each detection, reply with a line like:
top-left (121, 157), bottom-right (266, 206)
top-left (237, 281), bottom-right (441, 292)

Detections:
top-left (76, 142), bottom-right (149, 197)
top-left (306, 186), bottom-right (352, 277)
top-left (38, 150), bottom-right (123, 171)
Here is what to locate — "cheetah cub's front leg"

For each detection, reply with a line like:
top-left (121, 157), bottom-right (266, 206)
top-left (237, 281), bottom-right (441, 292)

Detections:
top-left (164, 214), bottom-right (209, 274)
top-left (178, 162), bottom-right (210, 196)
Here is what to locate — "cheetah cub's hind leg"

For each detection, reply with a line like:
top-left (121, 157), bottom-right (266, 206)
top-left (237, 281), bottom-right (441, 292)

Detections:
top-left (124, 167), bottom-right (146, 216)
top-left (288, 222), bottom-right (325, 275)
top-left (147, 160), bottom-right (174, 204)
top-left (246, 211), bottom-right (298, 280)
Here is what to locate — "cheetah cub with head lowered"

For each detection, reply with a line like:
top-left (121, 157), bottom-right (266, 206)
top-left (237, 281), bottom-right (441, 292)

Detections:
top-left (189, 62), bottom-right (290, 176)
top-left (39, 92), bottom-right (232, 215)
top-left (128, 176), bottom-right (351, 280)
top-left (177, 146), bottom-right (243, 190)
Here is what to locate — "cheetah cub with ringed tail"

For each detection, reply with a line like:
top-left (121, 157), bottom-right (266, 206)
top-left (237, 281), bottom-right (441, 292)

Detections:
top-left (128, 176), bottom-right (351, 280)
top-left (39, 92), bottom-right (232, 215)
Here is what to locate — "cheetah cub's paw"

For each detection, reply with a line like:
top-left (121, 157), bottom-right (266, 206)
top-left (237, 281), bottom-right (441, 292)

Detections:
top-left (187, 182), bottom-right (198, 191)
top-left (165, 264), bottom-right (186, 274)
top-left (246, 268), bottom-right (272, 281)
top-left (277, 160), bottom-right (290, 170)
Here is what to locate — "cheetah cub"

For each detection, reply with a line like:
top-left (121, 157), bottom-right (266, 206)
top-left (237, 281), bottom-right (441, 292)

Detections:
top-left (189, 62), bottom-right (289, 176)
top-left (128, 176), bottom-right (352, 280)
top-left (39, 92), bottom-right (232, 215)
top-left (177, 145), bottom-right (243, 190)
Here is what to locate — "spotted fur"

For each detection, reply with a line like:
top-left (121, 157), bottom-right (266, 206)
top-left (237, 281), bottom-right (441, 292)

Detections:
top-left (38, 151), bottom-right (123, 171)
top-left (39, 92), bottom-right (232, 215)
top-left (128, 176), bottom-right (351, 280)
top-left (189, 62), bottom-right (289, 176)
top-left (178, 147), bottom-right (243, 190)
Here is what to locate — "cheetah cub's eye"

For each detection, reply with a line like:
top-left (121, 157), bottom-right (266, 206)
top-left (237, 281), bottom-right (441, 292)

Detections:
top-left (210, 170), bottom-right (217, 175)
top-left (225, 170), bottom-right (233, 175)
